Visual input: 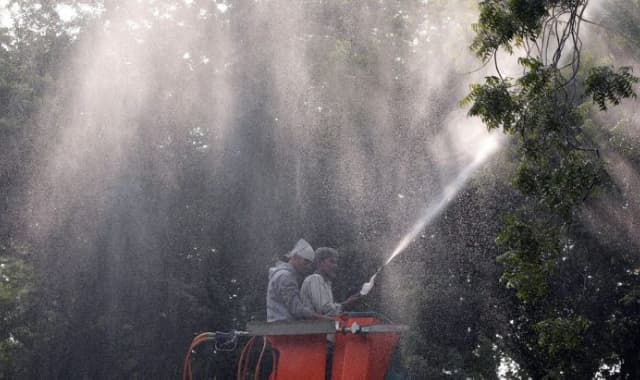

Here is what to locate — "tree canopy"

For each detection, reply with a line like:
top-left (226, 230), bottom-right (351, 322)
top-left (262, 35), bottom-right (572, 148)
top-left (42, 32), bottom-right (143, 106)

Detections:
top-left (0, 1), bottom-right (638, 379)
top-left (465, 0), bottom-right (640, 377)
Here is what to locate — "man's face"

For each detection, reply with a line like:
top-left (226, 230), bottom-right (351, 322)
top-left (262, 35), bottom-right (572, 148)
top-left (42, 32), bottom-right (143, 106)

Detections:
top-left (291, 255), bottom-right (313, 275)
top-left (318, 256), bottom-right (338, 280)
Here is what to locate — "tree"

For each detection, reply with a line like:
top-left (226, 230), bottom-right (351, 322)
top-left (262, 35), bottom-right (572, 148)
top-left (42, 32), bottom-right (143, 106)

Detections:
top-left (465, 0), bottom-right (639, 377)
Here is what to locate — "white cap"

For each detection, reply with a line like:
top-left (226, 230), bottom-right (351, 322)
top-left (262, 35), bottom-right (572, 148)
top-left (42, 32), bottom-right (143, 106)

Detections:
top-left (286, 239), bottom-right (314, 261)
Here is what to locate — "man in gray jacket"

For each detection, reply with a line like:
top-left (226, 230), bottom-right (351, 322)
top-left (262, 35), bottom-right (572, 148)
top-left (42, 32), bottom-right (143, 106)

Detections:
top-left (267, 239), bottom-right (327, 322)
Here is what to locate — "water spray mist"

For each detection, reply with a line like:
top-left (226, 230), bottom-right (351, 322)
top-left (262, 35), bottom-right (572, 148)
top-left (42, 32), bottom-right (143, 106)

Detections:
top-left (360, 135), bottom-right (501, 295)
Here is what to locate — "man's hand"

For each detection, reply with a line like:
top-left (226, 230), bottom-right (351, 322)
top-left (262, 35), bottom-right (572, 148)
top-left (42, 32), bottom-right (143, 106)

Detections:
top-left (311, 312), bottom-right (336, 321)
top-left (341, 293), bottom-right (362, 308)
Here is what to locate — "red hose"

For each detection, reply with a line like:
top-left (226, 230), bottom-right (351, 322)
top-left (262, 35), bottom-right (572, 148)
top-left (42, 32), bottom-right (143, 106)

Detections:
top-left (182, 333), bottom-right (216, 380)
top-left (253, 337), bottom-right (268, 380)
top-left (236, 335), bottom-right (257, 379)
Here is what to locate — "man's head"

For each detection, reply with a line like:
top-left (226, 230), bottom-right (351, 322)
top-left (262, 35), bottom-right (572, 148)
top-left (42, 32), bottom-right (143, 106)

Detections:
top-left (286, 239), bottom-right (314, 274)
top-left (314, 247), bottom-right (339, 280)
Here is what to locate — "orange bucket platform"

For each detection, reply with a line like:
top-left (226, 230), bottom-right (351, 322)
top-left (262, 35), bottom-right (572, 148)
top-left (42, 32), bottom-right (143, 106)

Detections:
top-left (246, 313), bottom-right (407, 380)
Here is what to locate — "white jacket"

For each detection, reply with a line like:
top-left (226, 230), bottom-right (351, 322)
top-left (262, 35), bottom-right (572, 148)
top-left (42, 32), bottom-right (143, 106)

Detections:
top-left (300, 273), bottom-right (343, 316)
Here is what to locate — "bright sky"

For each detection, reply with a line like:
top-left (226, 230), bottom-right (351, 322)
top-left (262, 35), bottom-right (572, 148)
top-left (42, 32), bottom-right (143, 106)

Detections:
top-left (0, 2), bottom-right (105, 29)
top-left (0, 0), bottom-right (12, 28)
top-left (55, 3), bottom-right (78, 23)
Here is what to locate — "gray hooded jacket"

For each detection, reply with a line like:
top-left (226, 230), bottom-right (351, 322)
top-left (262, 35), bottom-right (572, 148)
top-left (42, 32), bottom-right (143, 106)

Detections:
top-left (266, 261), bottom-right (314, 322)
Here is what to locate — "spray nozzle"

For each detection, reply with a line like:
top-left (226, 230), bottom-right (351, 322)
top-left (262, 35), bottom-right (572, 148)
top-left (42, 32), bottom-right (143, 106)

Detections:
top-left (359, 273), bottom-right (377, 296)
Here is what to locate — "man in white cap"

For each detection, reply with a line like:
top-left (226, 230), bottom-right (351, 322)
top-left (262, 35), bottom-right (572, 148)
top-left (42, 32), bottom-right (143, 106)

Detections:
top-left (266, 239), bottom-right (327, 322)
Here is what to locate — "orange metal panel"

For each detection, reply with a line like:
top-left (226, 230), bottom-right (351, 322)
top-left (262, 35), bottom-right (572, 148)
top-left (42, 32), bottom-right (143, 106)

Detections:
top-left (269, 334), bottom-right (328, 380)
top-left (331, 317), bottom-right (401, 380)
